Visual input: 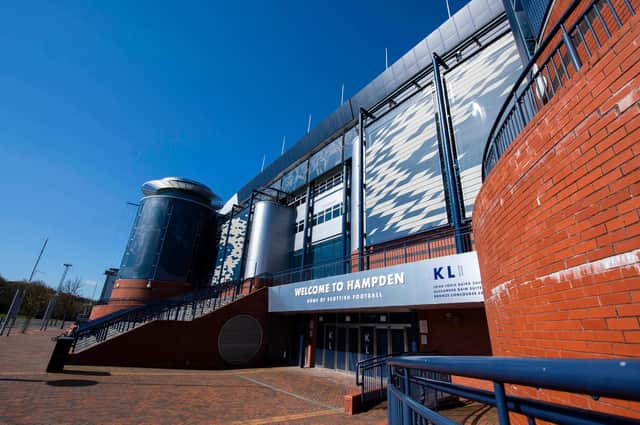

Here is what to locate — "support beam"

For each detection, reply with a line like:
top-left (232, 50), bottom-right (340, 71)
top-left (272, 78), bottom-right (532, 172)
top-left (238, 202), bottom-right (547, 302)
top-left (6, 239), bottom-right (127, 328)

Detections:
top-left (433, 53), bottom-right (466, 253)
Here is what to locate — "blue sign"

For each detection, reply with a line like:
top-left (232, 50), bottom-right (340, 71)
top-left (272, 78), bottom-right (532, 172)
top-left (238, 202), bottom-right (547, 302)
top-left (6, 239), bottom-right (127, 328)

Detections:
top-left (268, 251), bottom-right (483, 312)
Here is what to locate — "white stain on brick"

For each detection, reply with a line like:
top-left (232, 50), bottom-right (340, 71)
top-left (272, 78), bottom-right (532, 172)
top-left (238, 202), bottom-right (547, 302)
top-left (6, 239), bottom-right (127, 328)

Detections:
top-left (617, 87), bottom-right (638, 112)
top-left (491, 279), bottom-right (512, 300)
top-left (489, 249), bottom-right (640, 302)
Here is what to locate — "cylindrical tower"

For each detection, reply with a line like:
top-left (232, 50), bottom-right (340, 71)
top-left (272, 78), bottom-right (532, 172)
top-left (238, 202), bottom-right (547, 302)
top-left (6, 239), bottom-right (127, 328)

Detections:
top-left (243, 200), bottom-right (295, 279)
top-left (91, 177), bottom-right (222, 319)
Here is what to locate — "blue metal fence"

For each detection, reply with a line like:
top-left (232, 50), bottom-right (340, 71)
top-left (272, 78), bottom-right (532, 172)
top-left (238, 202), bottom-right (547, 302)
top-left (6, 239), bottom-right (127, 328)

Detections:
top-left (357, 352), bottom-right (452, 409)
top-left (387, 356), bottom-right (640, 425)
top-left (357, 353), bottom-right (396, 404)
top-left (483, 0), bottom-right (637, 179)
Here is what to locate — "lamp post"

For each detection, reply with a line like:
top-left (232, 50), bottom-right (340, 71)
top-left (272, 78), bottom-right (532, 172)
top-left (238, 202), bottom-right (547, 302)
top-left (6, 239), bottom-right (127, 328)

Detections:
top-left (56, 263), bottom-right (73, 293)
top-left (41, 263), bottom-right (72, 330)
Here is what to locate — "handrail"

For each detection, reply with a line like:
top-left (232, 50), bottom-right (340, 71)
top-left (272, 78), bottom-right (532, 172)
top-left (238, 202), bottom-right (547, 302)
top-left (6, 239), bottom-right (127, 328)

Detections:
top-left (387, 356), bottom-right (640, 425)
top-left (71, 277), bottom-right (258, 352)
top-left (356, 352), bottom-right (398, 386)
top-left (389, 356), bottom-right (639, 401)
top-left (355, 352), bottom-right (424, 406)
top-left (482, 0), bottom-right (636, 179)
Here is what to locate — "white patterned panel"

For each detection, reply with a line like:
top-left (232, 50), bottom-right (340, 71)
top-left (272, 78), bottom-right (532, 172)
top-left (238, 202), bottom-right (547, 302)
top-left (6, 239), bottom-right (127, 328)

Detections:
top-left (364, 87), bottom-right (447, 245)
top-left (446, 33), bottom-right (522, 217)
top-left (212, 211), bottom-right (248, 284)
top-left (282, 161), bottom-right (308, 194)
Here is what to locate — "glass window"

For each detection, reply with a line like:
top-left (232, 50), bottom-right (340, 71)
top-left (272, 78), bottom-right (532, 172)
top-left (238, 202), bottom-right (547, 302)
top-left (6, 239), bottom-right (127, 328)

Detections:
top-left (310, 237), bottom-right (344, 278)
top-left (313, 172), bottom-right (343, 197)
top-left (332, 204), bottom-right (341, 219)
top-left (119, 197), bottom-right (170, 280)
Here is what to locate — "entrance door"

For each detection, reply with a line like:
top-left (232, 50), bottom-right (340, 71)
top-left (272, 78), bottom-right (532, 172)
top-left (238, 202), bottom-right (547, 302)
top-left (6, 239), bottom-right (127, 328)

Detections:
top-left (391, 328), bottom-right (406, 354)
top-left (324, 326), bottom-right (336, 369)
top-left (315, 324), bottom-right (325, 367)
top-left (315, 322), bottom-right (410, 372)
top-left (375, 328), bottom-right (389, 357)
top-left (336, 327), bottom-right (346, 370)
top-left (348, 327), bottom-right (359, 372)
top-left (360, 326), bottom-right (374, 361)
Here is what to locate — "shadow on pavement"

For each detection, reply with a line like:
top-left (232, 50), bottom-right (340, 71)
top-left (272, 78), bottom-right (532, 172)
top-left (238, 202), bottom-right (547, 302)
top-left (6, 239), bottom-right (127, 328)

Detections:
top-left (60, 369), bottom-right (111, 377)
top-left (46, 379), bottom-right (98, 387)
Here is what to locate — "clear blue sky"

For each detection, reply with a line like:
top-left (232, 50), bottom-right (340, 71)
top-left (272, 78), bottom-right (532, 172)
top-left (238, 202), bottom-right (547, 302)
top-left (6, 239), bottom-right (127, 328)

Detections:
top-left (0, 0), bottom-right (468, 298)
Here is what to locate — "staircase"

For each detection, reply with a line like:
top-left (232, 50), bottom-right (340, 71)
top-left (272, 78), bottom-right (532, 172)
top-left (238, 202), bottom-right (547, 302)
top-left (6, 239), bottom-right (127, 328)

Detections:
top-left (71, 278), bottom-right (257, 353)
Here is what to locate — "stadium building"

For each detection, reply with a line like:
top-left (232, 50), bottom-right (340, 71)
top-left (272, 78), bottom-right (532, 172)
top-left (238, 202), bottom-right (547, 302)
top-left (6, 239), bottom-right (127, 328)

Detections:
top-left (62, 0), bottom-right (639, 419)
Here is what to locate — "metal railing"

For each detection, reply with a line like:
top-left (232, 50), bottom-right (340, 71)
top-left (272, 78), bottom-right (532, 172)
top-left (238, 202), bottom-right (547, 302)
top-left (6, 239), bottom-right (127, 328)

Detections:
top-left (356, 352), bottom-right (430, 406)
top-left (356, 353), bottom-right (397, 404)
top-left (70, 277), bottom-right (260, 352)
top-left (387, 356), bottom-right (640, 425)
top-left (271, 227), bottom-right (473, 285)
top-left (483, 0), bottom-right (637, 179)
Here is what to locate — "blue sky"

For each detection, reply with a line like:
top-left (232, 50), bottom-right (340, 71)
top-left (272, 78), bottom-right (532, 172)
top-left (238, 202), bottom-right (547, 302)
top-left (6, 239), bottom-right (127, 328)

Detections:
top-left (0, 0), bottom-right (468, 298)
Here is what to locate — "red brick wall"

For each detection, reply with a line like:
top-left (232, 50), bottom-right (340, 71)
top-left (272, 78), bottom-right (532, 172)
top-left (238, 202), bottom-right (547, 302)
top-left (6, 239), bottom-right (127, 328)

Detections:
top-left (474, 9), bottom-right (640, 420)
top-left (89, 279), bottom-right (193, 320)
top-left (70, 289), bottom-right (269, 369)
top-left (416, 307), bottom-right (492, 356)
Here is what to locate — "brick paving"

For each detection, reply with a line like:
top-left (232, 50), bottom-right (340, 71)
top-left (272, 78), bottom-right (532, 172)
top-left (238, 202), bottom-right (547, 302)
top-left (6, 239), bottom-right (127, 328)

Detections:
top-left (0, 330), bottom-right (496, 424)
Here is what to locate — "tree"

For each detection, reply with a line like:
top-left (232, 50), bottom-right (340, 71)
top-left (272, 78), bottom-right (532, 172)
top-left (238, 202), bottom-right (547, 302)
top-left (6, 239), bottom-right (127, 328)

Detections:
top-left (61, 276), bottom-right (82, 296)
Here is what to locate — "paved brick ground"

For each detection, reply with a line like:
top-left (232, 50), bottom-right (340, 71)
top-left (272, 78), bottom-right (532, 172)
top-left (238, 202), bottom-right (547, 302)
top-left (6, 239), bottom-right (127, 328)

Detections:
top-left (0, 330), bottom-right (496, 424)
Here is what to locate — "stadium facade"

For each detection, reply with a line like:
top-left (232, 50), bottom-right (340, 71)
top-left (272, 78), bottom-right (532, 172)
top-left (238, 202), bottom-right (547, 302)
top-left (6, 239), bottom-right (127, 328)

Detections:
top-left (71, 0), bottom-right (639, 418)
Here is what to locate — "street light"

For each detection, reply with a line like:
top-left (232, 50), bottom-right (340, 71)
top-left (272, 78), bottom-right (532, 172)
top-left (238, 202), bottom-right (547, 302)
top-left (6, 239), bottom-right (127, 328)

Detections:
top-left (42, 263), bottom-right (72, 330)
top-left (57, 263), bottom-right (73, 293)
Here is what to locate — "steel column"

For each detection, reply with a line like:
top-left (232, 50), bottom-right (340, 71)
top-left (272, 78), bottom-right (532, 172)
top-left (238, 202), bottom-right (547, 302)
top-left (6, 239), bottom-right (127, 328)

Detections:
top-left (357, 110), bottom-right (366, 271)
top-left (299, 184), bottom-right (313, 273)
top-left (357, 108), bottom-right (375, 270)
top-left (433, 53), bottom-right (466, 253)
top-left (342, 156), bottom-right (350, 273)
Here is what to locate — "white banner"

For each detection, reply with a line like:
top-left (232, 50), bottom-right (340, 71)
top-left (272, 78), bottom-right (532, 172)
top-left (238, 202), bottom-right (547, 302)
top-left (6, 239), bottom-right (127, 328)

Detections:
top-left (268, 251), bottom-right (484, 312)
